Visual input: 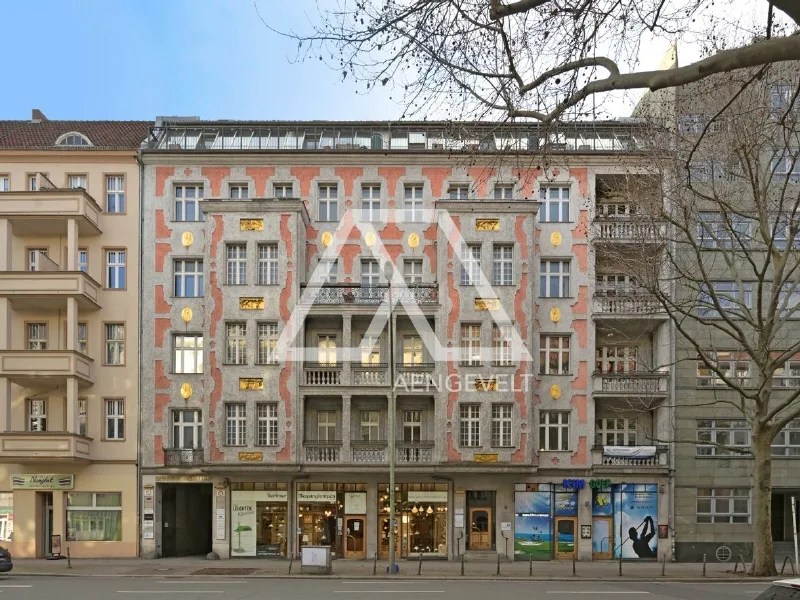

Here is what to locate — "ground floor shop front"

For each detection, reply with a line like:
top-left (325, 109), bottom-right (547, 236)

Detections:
top-left (141, 472), bottom-right (671, 561)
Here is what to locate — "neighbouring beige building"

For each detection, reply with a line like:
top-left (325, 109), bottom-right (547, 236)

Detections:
top-left (0, 111), bottom-right (149, 557)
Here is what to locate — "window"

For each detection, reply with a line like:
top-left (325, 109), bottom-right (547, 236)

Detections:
top-left (258, 244), bottom-right (279, 285)
top-left (696, 420), bottom-right (750, 456)
top-left (106, 175), bottom-right (125, 213)
top-left (460, 324), bottom-right (481, 366)
top-left (27, 399), bottom-right (47, 432)
top-left (404, 185), bottom-right (423, 222)
top-left (770, 83), bottom-right (799, 116)
top-left (104, 399), bottom-right (125, 440)
top-left (318, 259), bottom-right (338, 283)
top-left (226, 323), bottom-right (247, 365)
top-left (274, 183), bottom-right (293, 198)
top-left (173, 410), bottom-right (202, 449)
top-left (539, 411), bottom-right (570, 451)
top-left (229, 184), bottom-right (249, 199)
top-left (404, 259), bottom-right (423, 284)
top-left (174, 334), bottom-right (203, 374)
top-left (0, 493), bottom-right (11, 542)
top-left (28, 174), bottom-right (37, 191)
top-left (540, 335), bottom-right (570, 375)
top-left (773, 150), bottom-right (800, 178)
top-left (460, 405), bottom-right (481, 447)
top-left (595, 418), bottom-right (637, 446)
top-left (318, 184), bottom-right (338, 221)
top-left (779, 283), bottom-right (800, 319)
top-left (494, 185), bottom-right (514, 200)
top-left (317, 411), bottom-right (337, 441)
top-left (174, 185), bottom-right (205, 222)
top-left (226, 404), bottom-right (247, 446)
top-left (77, 323), bottom-right (88, 355)
top-left (596, 273), bottom-right (636, 295)
top-left (460, 244), bottom-right (481, 286)
top-left (539, 187), bottom-right (570, 222)
top-left (78, 249), bottom-right (88, 273)
top-left (696, 212), bottom-right (750, 249)
top-left (257, 404), bottom-right (279, 446)
top-left (67, 174), bottom-right (87, 189)
top-left (105, 324), bottom-right (125, 365)
top-left (696, 352), bottom-right (750, 387)
top-left (403, 335), bottom-right (423, 365)
top-left (493, 325), bottom-right (513, 366)
top-left (773, 216), bottom-right (800, 249)
top-left (257, 323), bottom-right (279, 365)
top-left (174, 259), bottom-right (204, 297)
top-left (678, 114), bottom-right (707, 134)
top-left (492, 244), bottom-right (513, 285)
top-left (696, 488), bottom-right (750, 524)
top-left (403, 410), bottom-right (422, 442)
top-left (78, 398), bottom-right (87, 437)
top-left (492, 405), bottom-right (512, 447)
top-left (361, 185), bottom-right (381, 221)
top-left (57, 133), bottom-right (91, 147)
top-left (595, 346), bottom-right (637, 374)
top-left (27, 323), bottom-right (47, 350)
top-left (106, 250), bottom-right (126, 289)
top-left (774, 361), bottom-right (800, 388)
top-left (773, 420), bottom-right (800, 456)
top-left (0, 175), bottom-right (8, 192)
top-left (540, 260), bottom-right (570, 297)
top-left (317, 335), bottom-right (337, 365)
top-left (361, 259), bottom-right (380, 286)
top-left (360, 334), bottom-right (381, 365)
top-left (28, 248), bottom-right (47, 271)
top-left (360, 410), bottom-right (380, 441)
top-left (66, 493), bottom-right (122, 542)
top-left (448, 185), bottom-right (469, 200)
top-left (226, 244), bottom-right (247, 285)
top-left (697, 282), bottom-right (752, 318)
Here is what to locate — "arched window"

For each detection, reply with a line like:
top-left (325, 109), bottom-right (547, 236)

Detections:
top-left (55, 132), bottom-right (92, 147)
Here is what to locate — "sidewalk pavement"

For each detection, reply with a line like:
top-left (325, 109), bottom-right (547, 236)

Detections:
top-left (6, 556), bottom-right (790, 581)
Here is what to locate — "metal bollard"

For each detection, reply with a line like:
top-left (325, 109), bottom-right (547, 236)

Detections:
top-left (529, 555), bottom-right (533, 576)
top-left (496, 553), bottom-right (501, 576)
top-left (288, 556), bottom-right (293, 574)
top-left (373, 554), bottom-right (378, 576)
top-left (461, 552), bottom-right (465, 576)
top-left (67, 547), bottom-right (72, 569)
top-left (618, 554), bottom-right (622, 577)
top-left (702, 554), bottom-right (707, 577)
top-left (572, 551), bottom-right (576, 576)
top-left (661, 554), bottom-right (666, 576)
top-left (418, 553), bottom-right (423, 576)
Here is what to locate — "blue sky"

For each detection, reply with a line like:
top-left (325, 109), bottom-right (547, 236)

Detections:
top-left (0, 0), bottom-right (399, 121)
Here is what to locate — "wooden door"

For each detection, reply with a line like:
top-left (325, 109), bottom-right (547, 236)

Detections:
top-left (592, 517), bottom-right (613, 560)
top-left (345, 516), bottom-right (366, 559)
top-left (469, 507), bottom-right (492, 551)
top-left (378, 516), bottom-right (401, 559)
top-left (555, 517), bottom-right (576, 559)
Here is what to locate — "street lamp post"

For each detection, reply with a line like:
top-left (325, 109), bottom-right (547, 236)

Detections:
top-left (384, 262), bottom-right (397, 574)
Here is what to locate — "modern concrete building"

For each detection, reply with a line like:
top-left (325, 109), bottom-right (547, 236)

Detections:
top-left (138, 119), bottom-right (673, 561)
top-left (0, 112), bottom-right (149, 557)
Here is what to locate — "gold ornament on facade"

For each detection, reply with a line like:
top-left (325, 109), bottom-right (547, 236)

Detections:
top-left (240, 218), bottom-right (264, 231)
top-left (364, 231), bottom-right (376, 247)
top-left (179, 383), bottom-right (193, 400)
top-left (239, 452), bottom-right (264, 461)
top-left (549, 383), bottom-right (562, 400)
top-left (550, 307), bottom-right (561, 323)
top-left (239, 297), bottom-right (265, 310)
top-left (473, 453), bottom-right (499, 463)
top-left (550, 231), bottom-right (563, 247)
top-left (474, 378), bottom-right (498, 392)
top-left (408, 232), bottom-right (420, 248)
top-left (239, 378), bottom-right (264, 391)
top-left (475, 218), bottom-right (500, 231)
top-left (321, 231), bottom-right (333, 247)
top-left (181, 307), bottom-right (193, 323)
top-left (475, 298), bottom-right (500, 310)
top-left (181, 231), bottom-right (194, 248)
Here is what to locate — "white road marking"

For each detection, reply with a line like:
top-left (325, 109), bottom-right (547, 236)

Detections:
top-left (159, 581), bottom-right (247, 584)
top-left (0, 585), bottom-right (32, 588)
top-left (545, 593), bottom-right (649, 595)
top-left (117, 592), bottom-right (224, 595)
top-left (343, 582), bottom-right (437, 585)
top-left (335, 591), bottom-right (445, 594)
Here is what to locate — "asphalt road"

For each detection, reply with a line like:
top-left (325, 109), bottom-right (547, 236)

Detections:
top-left (0, 577), bottom-right (774, 600)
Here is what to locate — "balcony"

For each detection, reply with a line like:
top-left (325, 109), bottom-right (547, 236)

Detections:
top-left (0, 271), bottom-right (101, 310)
top-left (396, 441), bottom-right (435, 464)
top-left (299, 284), bottom-right (439, 306)
top-left (591, 445), bottom-right (669, 471)
top-left (593, 372), bottom-right (669, 397)
top-left (304, 441), bottom-right (342, 462)
top-left (352, 364), bottom-right (389, 386)
top-left (0, 350), bottom-right (93, 387)
top-left (164, 448), bottom-right (204, 467)
top-left (0, 432), bottom-right (92, 463)
top-left (0, 189), bottom-right (102, 236)
top-left (303, 363), bottom-right (343, 386)
top-left (395, 363), bottom-right (438, 391)
top-left (593, 294), bottom-right (665, 317)
top-left (351, 440), bottom-right (388, 462)
top-left (592, 218), bottom-right (666, 243)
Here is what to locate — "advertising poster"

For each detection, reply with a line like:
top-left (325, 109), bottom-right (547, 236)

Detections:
top-left (614, 484), bottom-right (658, 559)
top-left (230, 492), bottom-right (257, 556)
top-left (514, 491), bottom-right (552, 560)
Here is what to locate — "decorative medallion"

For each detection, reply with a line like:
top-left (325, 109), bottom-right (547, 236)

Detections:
top-left (180, 383), bottom-right (193, 400)
top-left (474, 378), bottom-right (498, 392)
top-left (181, 307), bottom-right (193, 323)
top-left (239, 297), bottom-right (265, 310)
top-left (240, 218), bottom-right (264, 231)
top-left (365, 231), bottom-right (377, 247)
top-left (408, 232), bottom-right (420, 248)
top-left (476, 218), bottom-right (500, 231)
top-left (321, 231), bottom-right (333, 247)
top-left (239, 452), bottom-right (264, 462)
top-left (550, 307), bottom-right (561, 323)
top-left (181, 231), bottom-right (194, 248)
top-left (239, 378), bottom-right (264, 391)
top-left (475, 298), bottom-right (500, 310)
top-left (549, 383), bottom-right (562, 400)
top-left (550, 231), bottom-right (563, 247)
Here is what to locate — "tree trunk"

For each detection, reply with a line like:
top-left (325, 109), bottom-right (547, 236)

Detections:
top-left (751, 431), bottom-right (777, 576)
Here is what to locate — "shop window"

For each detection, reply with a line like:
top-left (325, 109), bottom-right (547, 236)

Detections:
top-left (66, 492), bottom-right (122, 541)
top-left (0, 493), bottom-right (12, 542)
top-left (230, 484), bottom-right (288, 557)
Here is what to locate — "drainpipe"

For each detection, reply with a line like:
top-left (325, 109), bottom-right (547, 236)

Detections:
top-left (136, 151), bottom-right (145, 558)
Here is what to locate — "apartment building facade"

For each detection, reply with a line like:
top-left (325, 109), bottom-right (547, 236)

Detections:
top-left (0, 113), bottom-right (148, 557)
top-left (139, 119), bottom-right (673, 561)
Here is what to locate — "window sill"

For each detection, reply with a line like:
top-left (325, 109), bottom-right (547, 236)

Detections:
top-left (539, 296), bottom-right (574, 300)
top-left (171, 372), bottom-right (204, 376)
top-left (104, 288), bottom-right (128, 292)
top-left (490, 446), bottom-right (515, 450)
top-left (102, 438), bottom-right (126, 443)
top-left (539, 373), bottom-right (572, 377)
top-left (103, 363), bottom-right (126, 367)
top-left (171, 296), bottom-right (205, 300)
top-left (254, 362), bottom-right (280, 367)
top-left (255, 444), bottom-right (279, 448)
top-left (221, 363), bottom-right (249, 367)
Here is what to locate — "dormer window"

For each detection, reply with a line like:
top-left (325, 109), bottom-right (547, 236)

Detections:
top-left (56, 132), bottom-right (92, 147)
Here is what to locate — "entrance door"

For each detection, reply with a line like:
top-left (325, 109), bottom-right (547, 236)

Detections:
top-left (40, 492), bottom-right (53, 557)
top-left (379, 516), bottom-right (401, 559)
top-left (592, 517), bottom-right (613, 560)
top-left (469, 507), bottom-right (492, 551)
top-left (345, 517), bottom-right (366, 559)
top-left (555, 517), bottom-right (576, 559)
top-left (160, 485), bottom-right (177, 557)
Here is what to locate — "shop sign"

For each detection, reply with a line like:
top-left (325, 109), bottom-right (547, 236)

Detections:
top-left (408, 491), bottom-right (448, 503)
top-left (589, 479), bottom-right (611, 491)
top-left (344, 492), bottom-right (367, 514)
top-left (614, 487), bottom-right (658, 559)
top-left (155, 475), bottom-right (210, 483)
top-left (11, 474), bottom-right (73, 490)
top-left (562, 479), bottom-right (585, 489)
top-left (473, 453), bottom-right (498, 463)
top-left (297, 490), bottom-right (337, 503)
top-left (238, 452), bottom-right (264, 461)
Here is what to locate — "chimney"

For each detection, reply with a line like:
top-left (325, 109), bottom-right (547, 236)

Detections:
top-left (31, 109), bottom-right (48, 122)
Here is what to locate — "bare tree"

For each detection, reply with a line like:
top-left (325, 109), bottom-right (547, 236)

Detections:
top-left (602, 67), bottom-right (800, 576)
top-left (266, 0), bottom-right (799, 122)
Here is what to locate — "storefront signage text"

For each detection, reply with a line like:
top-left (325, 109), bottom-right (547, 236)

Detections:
top-left (408, 491), bottom-right (448, 503)
top-left (589, 479), bottom-right (611, 491)
top-left (474, 453), bottom-right (499, 463)
top-left (155, 475), bottom-right (211, 483)
top-left (11, 474), bottom-right (74, 490)
top-left (238, 452), bottom-right (264, 461)
top-left (297, 490), bottom-right (337, 503)
top-left (562, 479), bottom-right (585, 489)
